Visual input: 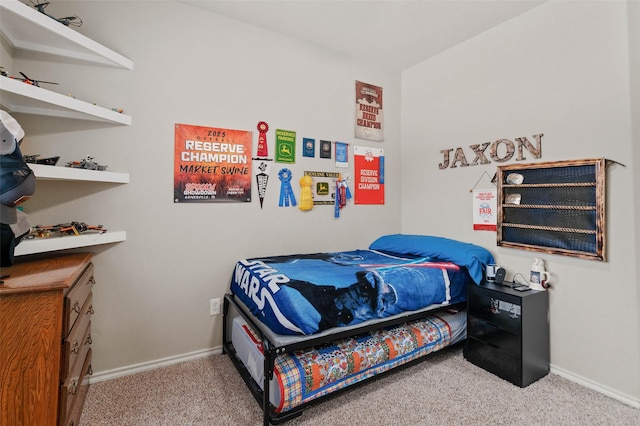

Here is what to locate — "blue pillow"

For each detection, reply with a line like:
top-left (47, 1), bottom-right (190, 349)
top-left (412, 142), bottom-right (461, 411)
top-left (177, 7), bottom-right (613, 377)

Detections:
top-left (369, 234), bottom-right (495, 284)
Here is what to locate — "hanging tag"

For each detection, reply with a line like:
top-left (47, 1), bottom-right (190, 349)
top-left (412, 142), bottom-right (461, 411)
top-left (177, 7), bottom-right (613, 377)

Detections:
top-left (339, 183), bottom-right (347, 208)
top-left (334, 180), bottom-right (341, 218)
top-left (344, 180), bottom-right (352, 201)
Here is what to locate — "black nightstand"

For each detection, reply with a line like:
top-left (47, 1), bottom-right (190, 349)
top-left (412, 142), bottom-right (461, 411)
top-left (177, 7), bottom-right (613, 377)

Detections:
top-left (464, 281), bottom-right (549, 387)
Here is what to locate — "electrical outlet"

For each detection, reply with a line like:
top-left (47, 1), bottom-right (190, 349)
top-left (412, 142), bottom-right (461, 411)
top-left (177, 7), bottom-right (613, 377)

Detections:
top-left (209, 298), bottom-right (221, 316)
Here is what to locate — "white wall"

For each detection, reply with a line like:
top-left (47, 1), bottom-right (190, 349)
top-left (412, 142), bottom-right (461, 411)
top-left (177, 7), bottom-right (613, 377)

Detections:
top-left (629, 1), bottom-right (640, 400)
top-left (8, 0), bottom-right (638, 407)
top-left (402, 1), bottom-right (638, 405)
top-left (13, 1), bottom-right (400, 372)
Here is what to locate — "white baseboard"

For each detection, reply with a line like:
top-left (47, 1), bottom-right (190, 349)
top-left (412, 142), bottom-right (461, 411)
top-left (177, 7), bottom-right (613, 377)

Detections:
top-left (89, 346), bottom-right (223, 383)
top-left (550, 363), bottom-right (640, 409)
top-left (89, 349), bottom-right (640, 410)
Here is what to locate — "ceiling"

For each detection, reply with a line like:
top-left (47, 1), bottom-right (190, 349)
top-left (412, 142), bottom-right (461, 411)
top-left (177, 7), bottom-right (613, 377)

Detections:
top-left (181, 0), bottom-right (545, 72)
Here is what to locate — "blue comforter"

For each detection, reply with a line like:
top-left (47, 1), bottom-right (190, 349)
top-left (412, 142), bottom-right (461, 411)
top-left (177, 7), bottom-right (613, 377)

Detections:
top-left (230, 235), bottom-right (494, 336)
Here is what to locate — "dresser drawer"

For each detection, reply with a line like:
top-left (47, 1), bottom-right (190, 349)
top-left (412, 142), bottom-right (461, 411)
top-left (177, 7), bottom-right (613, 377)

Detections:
top-left (465, 337), bottom-right (521, 386)
top-left (61, 304), bottom-right (92, 383)
top-left (63, 263), bottom-right (94, 337)
top-left (467, 290), bottom-right (521, 334)
top-left (468, 316), bottom-right (520, 355)
top-left (60, 348), bottom-right (91, 426)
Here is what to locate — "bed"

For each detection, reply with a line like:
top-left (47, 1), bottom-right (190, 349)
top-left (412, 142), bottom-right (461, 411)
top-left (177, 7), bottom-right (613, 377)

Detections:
top-left (222, 234), bottom-right (494, 425)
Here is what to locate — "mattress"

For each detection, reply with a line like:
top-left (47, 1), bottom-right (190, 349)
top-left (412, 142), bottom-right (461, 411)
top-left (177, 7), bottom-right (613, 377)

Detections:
top-left (231, 309), bottom-right (467, 413)
top-left (231, 249), bottom-right (471, 336)
top-left (229, 235), bottom-right (494, 337)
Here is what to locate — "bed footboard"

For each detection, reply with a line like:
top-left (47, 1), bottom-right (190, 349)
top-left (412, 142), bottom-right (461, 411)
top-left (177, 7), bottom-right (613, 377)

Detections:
top-left (224, 294), bottom-right (302, 425)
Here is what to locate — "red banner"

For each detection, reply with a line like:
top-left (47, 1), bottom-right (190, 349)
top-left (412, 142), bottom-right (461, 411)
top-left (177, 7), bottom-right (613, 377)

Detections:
top-left (354, 146), bottom-right (384, 205)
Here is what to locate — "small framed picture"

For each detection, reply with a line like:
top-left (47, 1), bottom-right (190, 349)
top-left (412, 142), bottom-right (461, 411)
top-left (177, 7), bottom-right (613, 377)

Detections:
top-left (320, 140), bottom-right (332, 159)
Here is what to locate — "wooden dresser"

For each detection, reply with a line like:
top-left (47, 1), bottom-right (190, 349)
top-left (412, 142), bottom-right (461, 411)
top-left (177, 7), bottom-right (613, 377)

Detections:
top-left (1, 253), bottom-right (94, 426)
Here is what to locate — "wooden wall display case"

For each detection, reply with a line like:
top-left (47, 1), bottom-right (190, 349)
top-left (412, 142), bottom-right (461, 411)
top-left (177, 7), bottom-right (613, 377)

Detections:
top-left (496, 158), bottom-right (606, 261)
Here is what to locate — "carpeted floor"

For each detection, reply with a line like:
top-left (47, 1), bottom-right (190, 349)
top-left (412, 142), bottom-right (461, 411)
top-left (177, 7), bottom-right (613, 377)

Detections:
top-left (80, 346), bottom-right (639, 425)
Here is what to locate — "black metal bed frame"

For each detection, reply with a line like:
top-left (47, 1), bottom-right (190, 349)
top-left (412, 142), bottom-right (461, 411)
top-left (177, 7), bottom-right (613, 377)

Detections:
top-left (222, 293), bottom-right (466, 426)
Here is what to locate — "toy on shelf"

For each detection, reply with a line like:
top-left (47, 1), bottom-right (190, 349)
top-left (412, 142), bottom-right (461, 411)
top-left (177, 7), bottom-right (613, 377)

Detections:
top-left (28, 222), bottom-right (106, 239)
top-left (0, 68), bottom-right (59, 87)
top-left (65, 156), bottom-right (108, 171)
top-left (30, 1), bottom-right (83, 27)
top-left (24, 155), bottom-right (60, 166)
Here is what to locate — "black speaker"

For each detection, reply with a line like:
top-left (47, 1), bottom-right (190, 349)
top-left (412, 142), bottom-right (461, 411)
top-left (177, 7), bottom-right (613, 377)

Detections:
top-left (494, 267), bottom-right (506, 284)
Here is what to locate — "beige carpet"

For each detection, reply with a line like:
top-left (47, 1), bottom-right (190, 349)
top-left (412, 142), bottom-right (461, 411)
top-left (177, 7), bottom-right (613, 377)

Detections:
top-left (80, 346), bottom-right (639, 425)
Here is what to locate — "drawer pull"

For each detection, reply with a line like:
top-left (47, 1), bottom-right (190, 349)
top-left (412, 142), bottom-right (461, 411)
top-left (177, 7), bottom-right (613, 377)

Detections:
top-left (88, 364), bottom-right (93, 376)
top-left (71, 340), bottom-right (80, 354)
top-left (72, 301), bottom-right (81, 313)
top-left (85, 334), bottom-right (93, 345)
top-left (68, 380), bottom-right (78, 395)
top-left (88, 304), bottom-right (94, 315)
top-left (89, 277), bottom-right (96, 285)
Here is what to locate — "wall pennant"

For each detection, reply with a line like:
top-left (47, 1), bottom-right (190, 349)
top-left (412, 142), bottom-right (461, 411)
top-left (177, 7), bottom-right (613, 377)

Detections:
top-left (472, 189), bottom-right (497, 231)
top-left (320, 140), bottom-right (332, 159)
top-left (354, 146), bottom-right (384, 205)
top-left (253, 157), bottom-right (273, 209)
top-left (302, 137), bottom-right (315, 157)
top-left (335, 142), bottom-right (348, 168)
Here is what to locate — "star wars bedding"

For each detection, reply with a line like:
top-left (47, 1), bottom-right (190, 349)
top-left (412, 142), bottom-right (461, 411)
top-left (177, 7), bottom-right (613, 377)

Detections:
top-left (230, 234), bottom-right (493, 336)
top-left (231, 309), bottom-right (466, 413)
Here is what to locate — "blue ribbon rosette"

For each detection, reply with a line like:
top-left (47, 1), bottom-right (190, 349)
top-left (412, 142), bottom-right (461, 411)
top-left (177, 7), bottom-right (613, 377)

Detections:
top-left (278, 168), bottom-right (297, 207)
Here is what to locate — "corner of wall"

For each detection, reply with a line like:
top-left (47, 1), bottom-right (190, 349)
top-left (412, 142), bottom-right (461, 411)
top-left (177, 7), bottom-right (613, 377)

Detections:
top-left (626, 0), bottom-right (640, 401)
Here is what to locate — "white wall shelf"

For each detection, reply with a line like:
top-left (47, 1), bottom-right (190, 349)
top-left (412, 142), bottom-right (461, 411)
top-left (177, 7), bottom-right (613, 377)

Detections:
top-left (0, 76), bottom-right (132, 124)
top-left (0, 0), bottom-right (133, 69)
top-left (14, 231), bottom-right (127, 256)
top-left (30, 163), bottom-right (130, 183)
top-left (2, 0), bottom-right (133, 257)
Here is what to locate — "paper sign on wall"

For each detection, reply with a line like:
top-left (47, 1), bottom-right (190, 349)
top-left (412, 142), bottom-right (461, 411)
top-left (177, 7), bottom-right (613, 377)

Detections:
top-left (355, 80), bottom-right (383, 142)
top-left (354, 146), bottom-right (384, 205)
top-left (472, 189), bottom-right (497, 231)
top-left (275, 129), bottom-right (296, 163)
top-left (174, 123), bottom-right (252, 203)
top-left (303, 171), bottom-right (341, 205)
